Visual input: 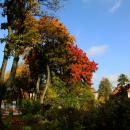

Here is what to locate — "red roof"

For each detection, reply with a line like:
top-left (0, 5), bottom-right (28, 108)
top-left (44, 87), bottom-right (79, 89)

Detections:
top-left (127, 87), bottom-right (130, 91)
top-left (112, 84), bottom-right (130, 96)
top-left (112, 86), bottom-right (121, 95)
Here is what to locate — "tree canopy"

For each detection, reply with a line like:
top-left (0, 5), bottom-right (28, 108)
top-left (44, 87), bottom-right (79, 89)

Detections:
top-left (98, 78), bottom-right (112, 103)
top-left (117, 74), bottom-right (129, 87)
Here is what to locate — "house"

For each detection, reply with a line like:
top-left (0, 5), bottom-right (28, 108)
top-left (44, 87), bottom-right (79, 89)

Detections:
top-left (112, 83), bottom-right (130, 98)
top-left (127, 87), bottom-right (130, 98)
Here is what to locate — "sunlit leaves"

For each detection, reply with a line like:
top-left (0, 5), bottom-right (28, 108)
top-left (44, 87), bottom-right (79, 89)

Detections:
top-left (38, 16), bottom-right (75, 45)
top-left (65, 44), bottom-right (98, 85)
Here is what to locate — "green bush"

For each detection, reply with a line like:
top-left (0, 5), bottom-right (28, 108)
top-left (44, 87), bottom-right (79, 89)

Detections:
top-left (21, 100), bottom-right (41, 115)
top-left (21, 99), bottom-right (43, 126)
top-left (23, 126), bottom-right (32, 130)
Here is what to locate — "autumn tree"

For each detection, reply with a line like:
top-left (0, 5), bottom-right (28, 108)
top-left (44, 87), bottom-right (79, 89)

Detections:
top-left (25, 17), bottom-right (97, 104)
top-left (0, 1), bottom-right (15, 102)
top-left (0, 0), bottom-right (63, 85)
top-left (25, 16), bottom-right (75, 103)
top-left (0, 1), bottom-right (63, 107)
top-left (64, 44), bottom-right (97, 86)
top-left (0, 0), bottom-right (38, 83)
top-left (6, 0), bottom-right (65, 89)
top-left (0, 1), bottom-right (40, 105)
top-left (98, 78), bottom-right (112, 103)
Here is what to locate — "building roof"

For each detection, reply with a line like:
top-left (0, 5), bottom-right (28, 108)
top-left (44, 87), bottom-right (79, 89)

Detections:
top-left (112, 83), bottom-right (130, 96)
top-left (127, 87), bottom-right (130, 91)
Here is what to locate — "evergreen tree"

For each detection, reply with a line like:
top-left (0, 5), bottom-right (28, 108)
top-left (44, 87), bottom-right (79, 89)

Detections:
top-left (117, 74), bottom-right (129, 87)
top-left (98, 78), bottom-right (112, 103)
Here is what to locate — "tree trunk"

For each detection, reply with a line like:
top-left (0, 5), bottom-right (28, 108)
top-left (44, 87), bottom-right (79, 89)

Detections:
top-left (6, 54), bottom-right (19, 88)
top-left (40, 65), bottom-right (50, 104)
top-left (0, 49), bottom-right (8, 84)
top-left (0, 26), bottom-right (12, 84)
top-left (36, 74), bottom-right (41, 100)
top-left (0, 25), bottom-right (12, 108)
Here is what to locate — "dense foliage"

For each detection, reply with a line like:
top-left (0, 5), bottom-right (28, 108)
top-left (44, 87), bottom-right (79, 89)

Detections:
top-left (98, 78), bottom-right (112, 103)
top-left (117, 74), bottom-right (130, 87)
top-left (0, 1), bottom-right (129, 130)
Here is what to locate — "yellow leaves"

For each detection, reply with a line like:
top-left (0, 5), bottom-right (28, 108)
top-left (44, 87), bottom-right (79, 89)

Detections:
top-left (12, 15), bottom-right (40, 52)
top-left (72, 87), bottom-right (86, 96)
top-left (12, 13), bottom-right (75, 57)
top-left (26, 0), bottom-right (40, 15)
top-left (24, 14), bottom-right (38, 31)
top-left (98, 96), bottom-right (106, 104)
top-left (47, 87), bottom-right (58, 99)
top-left (5, 64), bottom-right (27, 81)
top-left (16, 64), bottom-right (28, 76)
top-left (67, 35), bottom-right (75, 44)
top-left (5, 72), bottom-right (10, 81)
top-left (23, 15), bottom-right (44, 46)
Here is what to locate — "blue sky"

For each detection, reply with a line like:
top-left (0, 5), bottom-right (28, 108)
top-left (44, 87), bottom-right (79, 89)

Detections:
top-left (56, 0), bottom-right (130, 89)
top-left (0, 0), bottom-right (130, 89)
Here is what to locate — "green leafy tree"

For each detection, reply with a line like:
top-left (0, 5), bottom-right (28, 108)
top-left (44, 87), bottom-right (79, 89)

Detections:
top-left (1, 0), bottom-right (68, 106)
top-left (117, 74), bottom-right (129, 87)
top-left (0, 1), bottom-right (63, 107)
top-left (96, 97), bottom-right (130, 130)
top-left (0, 0), bottom-right (39, 84)
top-left (0, 0), bottom-right (63, 86)
top-left (6, 0), bottom-right (64, 90)
top-left (98, 78), bottom-right (112, 103)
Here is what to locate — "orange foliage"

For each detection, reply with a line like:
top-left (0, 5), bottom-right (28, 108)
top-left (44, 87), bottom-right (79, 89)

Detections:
top-left (16, 64), bottom-right (28, 76)
top-left (38, 16), bottom-right (75, 44)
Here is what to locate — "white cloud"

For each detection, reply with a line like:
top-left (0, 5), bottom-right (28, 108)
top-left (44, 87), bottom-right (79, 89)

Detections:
top-left (87, 45), bottom-right (108, 56)
top-left (109, 0), bottom-right (123, 13)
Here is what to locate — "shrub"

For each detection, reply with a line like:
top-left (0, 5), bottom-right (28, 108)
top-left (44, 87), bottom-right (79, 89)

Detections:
top-left (21, 100), bottom-right (41, 115)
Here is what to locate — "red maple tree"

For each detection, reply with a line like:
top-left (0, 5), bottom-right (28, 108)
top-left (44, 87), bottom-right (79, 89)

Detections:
top-left (65, 44), bottom-right (98, 86)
